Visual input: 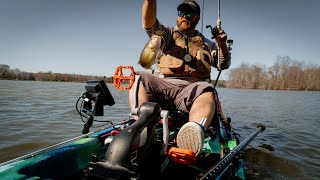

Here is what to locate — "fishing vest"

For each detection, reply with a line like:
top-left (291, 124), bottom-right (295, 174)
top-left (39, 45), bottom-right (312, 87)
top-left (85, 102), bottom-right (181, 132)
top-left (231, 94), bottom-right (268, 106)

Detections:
top-left (159, 30), bottom-right (213, 79)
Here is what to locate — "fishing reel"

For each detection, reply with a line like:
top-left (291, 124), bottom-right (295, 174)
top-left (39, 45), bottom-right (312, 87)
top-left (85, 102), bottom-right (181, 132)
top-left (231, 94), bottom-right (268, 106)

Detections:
top-left (206, 25), bottom-right (234, 52)
top-left (206, 25), bottom-right (219, 39)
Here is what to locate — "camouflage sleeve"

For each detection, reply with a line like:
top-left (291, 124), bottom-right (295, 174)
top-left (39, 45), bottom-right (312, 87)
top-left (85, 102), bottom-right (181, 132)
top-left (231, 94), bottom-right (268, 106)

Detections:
top-left (145, 19), bottom-right (170, 38)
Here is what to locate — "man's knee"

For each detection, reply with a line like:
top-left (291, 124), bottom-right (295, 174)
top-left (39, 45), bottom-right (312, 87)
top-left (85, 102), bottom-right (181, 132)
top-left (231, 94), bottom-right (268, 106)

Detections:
top-left (197, 89), bottom-right (215, 102)
top-left (137, 71), bottom-right (153, 83)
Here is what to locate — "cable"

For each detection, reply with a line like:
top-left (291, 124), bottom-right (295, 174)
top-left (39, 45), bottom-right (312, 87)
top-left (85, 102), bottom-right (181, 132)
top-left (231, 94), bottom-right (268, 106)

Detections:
top-left (75, 95), bottom-right (83, 116)
top-left (76, 95), bottom-right (114, 127)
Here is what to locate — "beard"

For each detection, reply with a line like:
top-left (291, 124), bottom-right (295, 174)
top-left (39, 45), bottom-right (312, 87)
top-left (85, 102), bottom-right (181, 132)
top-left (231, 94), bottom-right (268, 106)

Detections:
top-left (176, 19), bottom-right (198, 33)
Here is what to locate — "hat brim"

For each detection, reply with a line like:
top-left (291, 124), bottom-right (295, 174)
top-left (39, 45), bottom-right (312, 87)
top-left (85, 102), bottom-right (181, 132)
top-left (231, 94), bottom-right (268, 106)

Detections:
top-left (177, 4), bottom-right (198, 14)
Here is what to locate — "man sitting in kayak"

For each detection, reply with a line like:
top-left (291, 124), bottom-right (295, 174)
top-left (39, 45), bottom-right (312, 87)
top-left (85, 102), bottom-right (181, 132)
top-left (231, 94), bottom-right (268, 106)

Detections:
top-left (129, 0), bottom-right (231, 156)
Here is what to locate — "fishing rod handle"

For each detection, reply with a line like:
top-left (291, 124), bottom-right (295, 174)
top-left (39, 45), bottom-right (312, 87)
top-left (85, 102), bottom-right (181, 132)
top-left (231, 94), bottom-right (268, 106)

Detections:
top-left (82, 116), bottom-right (94, 134)
top-left (217, 19), bottom-right (221, 30)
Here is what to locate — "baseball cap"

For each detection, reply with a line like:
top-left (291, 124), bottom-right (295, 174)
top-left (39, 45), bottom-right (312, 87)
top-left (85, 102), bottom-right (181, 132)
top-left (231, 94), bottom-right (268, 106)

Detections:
top-left (177, 0), bottom-right (201, 16)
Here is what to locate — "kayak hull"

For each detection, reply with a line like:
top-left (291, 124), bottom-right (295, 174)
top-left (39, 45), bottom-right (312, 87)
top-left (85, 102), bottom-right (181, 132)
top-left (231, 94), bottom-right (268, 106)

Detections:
top-left (0, 127), bottom-right (116, 179)
top-left (0, 99), bottom-right (246, 180)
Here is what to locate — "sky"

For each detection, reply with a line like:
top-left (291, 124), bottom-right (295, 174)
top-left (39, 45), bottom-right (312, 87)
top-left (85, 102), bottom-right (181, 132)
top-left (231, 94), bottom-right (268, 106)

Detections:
top-left (1, 0), bottom-right (319, 79)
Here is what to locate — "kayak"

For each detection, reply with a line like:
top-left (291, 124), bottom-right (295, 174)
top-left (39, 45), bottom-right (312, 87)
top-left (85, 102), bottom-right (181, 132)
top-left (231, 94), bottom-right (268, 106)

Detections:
top-left (0, 74), bottom-right (265, 180)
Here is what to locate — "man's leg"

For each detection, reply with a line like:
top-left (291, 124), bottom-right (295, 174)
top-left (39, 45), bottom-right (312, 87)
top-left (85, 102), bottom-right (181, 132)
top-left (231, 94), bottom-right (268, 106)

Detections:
top-left (129, 72), bottom-right (182, 112)
top-left (175, 82), bottom-right (216, 128)
top-left (189, 91), bottom-right (215, 130)
top-left (129, 81), bottom-right (148, 110)
top-left (176, 84), bottom-right (216, 155)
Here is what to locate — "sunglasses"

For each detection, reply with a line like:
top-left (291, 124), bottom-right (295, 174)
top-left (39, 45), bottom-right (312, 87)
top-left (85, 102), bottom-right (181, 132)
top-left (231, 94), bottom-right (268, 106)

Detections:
top-left (178, 10), bottom-right (198, 18)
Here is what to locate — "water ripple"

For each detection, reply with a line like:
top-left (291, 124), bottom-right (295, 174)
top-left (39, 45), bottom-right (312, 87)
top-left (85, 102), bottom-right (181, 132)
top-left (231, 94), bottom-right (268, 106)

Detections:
top-left (0, 81), bottom-right (319, 179)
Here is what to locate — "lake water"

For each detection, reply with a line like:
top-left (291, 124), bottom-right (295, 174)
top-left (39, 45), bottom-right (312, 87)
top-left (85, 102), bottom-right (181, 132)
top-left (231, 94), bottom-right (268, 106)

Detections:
top-left (0, 80), bottom-right (319, 179)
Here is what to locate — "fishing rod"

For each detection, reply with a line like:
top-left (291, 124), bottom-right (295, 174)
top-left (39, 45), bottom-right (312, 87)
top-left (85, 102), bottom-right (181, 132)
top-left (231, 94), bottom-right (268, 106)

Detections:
top-left (215, 0), bottom-right (222, 88)
top-left (204, 0), bottom-right (234, 88)
top-left (201, 0), bottom-right (205, 33)
top-left (216, 0), bottom-right (222, 89)
top-left (0, 119), bottom-right (132, 167)
top-left (204, 0), bottom-right (222, 88)
top-left (200, 124), bottom-right (266, 180)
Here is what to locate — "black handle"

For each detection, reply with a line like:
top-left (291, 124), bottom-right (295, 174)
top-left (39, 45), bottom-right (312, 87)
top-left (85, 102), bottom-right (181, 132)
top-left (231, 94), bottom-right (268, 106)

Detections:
top-left (82, 116), bottom-right (94, 134)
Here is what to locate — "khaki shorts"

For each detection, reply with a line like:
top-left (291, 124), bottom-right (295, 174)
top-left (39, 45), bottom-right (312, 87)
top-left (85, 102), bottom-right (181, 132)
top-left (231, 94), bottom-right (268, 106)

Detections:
top-left (138, 72), bottom-right (215, 113)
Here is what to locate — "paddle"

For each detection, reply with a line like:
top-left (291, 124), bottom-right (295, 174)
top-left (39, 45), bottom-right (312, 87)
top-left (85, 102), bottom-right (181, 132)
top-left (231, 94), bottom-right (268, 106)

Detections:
top-left (200, 124), bottom-right (266, 180)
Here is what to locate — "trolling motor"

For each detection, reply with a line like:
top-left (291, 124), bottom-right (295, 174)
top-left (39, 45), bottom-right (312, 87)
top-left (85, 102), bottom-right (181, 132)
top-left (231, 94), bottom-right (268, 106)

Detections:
top-left (77, 80), bottom-right (115, 134)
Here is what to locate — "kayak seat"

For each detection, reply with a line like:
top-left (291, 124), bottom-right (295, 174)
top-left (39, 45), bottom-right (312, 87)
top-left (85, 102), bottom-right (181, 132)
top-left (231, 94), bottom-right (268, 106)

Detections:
top-left (158, 110), bottom-right (188, 128)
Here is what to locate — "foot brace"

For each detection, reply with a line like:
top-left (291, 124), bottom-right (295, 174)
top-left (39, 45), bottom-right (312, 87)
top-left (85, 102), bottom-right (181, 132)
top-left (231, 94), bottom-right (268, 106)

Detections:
top-left (176, 120), bottom-right (205, 156)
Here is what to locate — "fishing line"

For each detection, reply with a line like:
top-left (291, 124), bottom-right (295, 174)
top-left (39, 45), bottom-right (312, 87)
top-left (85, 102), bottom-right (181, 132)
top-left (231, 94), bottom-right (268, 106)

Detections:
top-left (217, 0), bottom-right (221, 30)
top-left (201, 0), bottom-right (205, 34)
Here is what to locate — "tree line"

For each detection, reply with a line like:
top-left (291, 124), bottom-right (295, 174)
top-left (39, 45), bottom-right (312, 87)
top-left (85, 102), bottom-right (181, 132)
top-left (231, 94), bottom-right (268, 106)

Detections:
top-left (2, 56), bottom-right (319, 91)
top-left (0, 64), bottom-right (113, 83)
top-left (0, 64), bottom-right (228, 87)
top-left (227, 56), bottom-right (320, 91)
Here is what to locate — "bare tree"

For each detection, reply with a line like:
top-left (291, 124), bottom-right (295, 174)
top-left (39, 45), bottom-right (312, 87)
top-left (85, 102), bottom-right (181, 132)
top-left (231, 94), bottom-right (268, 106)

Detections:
top-left (227, 56), bottom-right (320, 91)
top-left (304, 64), bottom-right (320, 91)
top-left (0, 64), bottom-right (11, 79)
